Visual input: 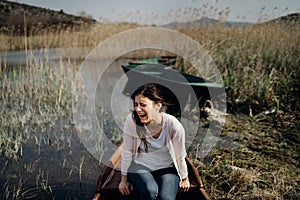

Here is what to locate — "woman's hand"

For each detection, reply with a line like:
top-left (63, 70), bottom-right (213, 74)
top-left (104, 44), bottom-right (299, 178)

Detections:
top-left (179, 177), bottom-right (190, 192)
top-left (119, 175), bottom-right (132, 195)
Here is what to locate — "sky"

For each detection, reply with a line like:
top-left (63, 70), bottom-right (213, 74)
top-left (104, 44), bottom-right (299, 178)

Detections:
top-left (12, 0), bottom-right (300, 25)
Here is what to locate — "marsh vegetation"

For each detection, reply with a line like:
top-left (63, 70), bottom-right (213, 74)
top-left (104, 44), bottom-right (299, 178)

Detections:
top-left (0, 2), bottom-right (299, 199)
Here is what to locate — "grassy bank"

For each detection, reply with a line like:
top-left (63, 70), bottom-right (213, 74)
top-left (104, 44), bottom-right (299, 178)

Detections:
top-left (0, 22), bottom-right (140, 51)
top-left (0, 18), bottom-right (299, 199)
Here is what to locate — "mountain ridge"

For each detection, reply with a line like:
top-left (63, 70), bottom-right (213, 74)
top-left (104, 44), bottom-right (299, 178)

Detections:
top-left (161, 17), bottom-right (253, 29)
top-left (161, 13), bottom-right (300, 29)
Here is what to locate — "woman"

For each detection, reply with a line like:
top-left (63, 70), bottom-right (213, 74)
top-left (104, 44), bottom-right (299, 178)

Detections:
top-left (119, 83), bottom-right (190, 200)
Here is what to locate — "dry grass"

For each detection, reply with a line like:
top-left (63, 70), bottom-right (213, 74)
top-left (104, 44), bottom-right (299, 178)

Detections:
top-left (0, 22), bottom-right (140, 51)
top-left (179, 22), bottom-right (299, 115)
top-left (196, 114), bottom-right (300, 199)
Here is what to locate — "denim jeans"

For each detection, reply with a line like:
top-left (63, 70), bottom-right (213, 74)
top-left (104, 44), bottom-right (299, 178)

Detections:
top-left (127, 161), bottom-right (180, 200)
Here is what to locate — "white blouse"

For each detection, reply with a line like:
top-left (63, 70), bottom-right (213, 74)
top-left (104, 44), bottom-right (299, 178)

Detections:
top-left (121, 112), bottom-right (188, 180)
top-left (134, 122), bottom-right (174, 170)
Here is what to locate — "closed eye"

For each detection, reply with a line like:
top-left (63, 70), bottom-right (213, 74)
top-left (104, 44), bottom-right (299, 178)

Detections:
top-left (134, 103), bottom-right (146, 107)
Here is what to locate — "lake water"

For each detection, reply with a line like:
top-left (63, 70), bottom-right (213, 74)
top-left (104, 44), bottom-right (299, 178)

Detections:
top-left (0, 48), bottom-right (133, 199)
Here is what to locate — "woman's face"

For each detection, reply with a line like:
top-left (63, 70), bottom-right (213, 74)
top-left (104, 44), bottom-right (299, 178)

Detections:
top-left (134, 94), bottom-right (162, 124)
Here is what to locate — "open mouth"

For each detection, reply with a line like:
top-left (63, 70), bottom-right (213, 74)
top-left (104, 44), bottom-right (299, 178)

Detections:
top-left (138, 113), bottom-right (147, 121)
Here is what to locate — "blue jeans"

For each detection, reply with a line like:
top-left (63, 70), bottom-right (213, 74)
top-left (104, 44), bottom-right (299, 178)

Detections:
top-left (127, 161), bottom-right (180, 200)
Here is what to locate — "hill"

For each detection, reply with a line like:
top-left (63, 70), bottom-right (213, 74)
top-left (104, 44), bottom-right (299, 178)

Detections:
top-left (262, 12), bottom-right (300, 27)
top-left (161, 17), bottom-right (254, 29)
top-left (161, 13), bottom-right (300, 30)
top-left (0, 1), bottom-right (96, 35)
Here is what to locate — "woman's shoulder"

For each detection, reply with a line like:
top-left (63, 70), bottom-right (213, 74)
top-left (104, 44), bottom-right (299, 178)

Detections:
top-left (163, 113), bottom-right (185, 139)
top-left (123, 112), bottom-right (137, 136)
top-left (124, 112), bottom-right (135, 125)
top-left (164, 112), bottom-right (179, 121)
top-left (126, 112), bottom-right (133, 120)
top-left (163, 113), bottom-right (183, 127)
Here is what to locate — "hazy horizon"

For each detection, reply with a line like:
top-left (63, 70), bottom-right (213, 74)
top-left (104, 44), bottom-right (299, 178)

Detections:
top-left (10, 0), bottom-right (300, 25)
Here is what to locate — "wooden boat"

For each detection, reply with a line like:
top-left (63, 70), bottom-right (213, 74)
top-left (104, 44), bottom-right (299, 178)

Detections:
top-left (121, 57), bottom-right (228, 111)
top-left (93, 143), bottom-right (210, 200)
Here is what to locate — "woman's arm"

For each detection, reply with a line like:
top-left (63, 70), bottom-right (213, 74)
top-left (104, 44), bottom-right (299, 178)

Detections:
top-left (171, 120), bottom-right (188, 179)
top-left (169, 116), bottom-right (190, 191)
top-left (120, 113), bottom-right (135, 195)
top-left (121, 114), bottom-right (135, 176)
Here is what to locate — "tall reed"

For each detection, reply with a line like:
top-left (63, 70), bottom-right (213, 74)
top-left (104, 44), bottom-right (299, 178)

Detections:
top-left (179, 22), bottom-right (299, 114)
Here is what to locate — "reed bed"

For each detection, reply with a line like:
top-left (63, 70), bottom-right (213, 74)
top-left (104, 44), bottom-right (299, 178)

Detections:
top-left (0, 49), bottom-right (89, 198)
top-left (0, 55), bottom-right (73, 159)
top-left (179, 22), bottom-right (299, 115)
top-left (0, 23), bottom-right (140, 51)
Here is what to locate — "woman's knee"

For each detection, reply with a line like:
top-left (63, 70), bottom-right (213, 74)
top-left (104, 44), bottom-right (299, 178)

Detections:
top-left (128, 173), bottom-right (158, 200)
top-left (140, 184), bottom-right (158, 200)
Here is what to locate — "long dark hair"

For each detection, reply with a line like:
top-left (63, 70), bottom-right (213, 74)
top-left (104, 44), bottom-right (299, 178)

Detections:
top-left (131, 83), bottom-right (166, 152)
